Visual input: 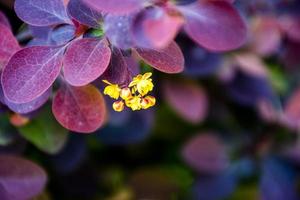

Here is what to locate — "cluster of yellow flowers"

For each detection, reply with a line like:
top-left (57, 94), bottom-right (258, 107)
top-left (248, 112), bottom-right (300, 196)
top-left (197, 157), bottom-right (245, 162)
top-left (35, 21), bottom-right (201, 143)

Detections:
top-left (103, 72), bottom-right (156, 112)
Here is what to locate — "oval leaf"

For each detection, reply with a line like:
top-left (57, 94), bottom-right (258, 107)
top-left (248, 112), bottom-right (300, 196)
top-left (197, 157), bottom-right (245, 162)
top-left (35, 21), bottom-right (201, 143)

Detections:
top-left (0, 11), bottom-right (11, 28)
top-left (163, 80), bottom-right (208, 123)
top-left (18, 105), bottom-right (68, 154)
top-left (180, 1), bottom-right (247, 51)
top-left (84, 0), bottom-right (145, 15)
top-left (63, 38), bottom-right (111, 86)
top-left (0, 24), bottom-right (20, 68)
top-left (52, 84), bottom-right (107, 133)
top-left (2, 46), bottom-right (64, 104)
top-left (14, 0), bottom-right (71, 26)
top-left (135, 41), bottom-right (184, 73)
top-left (0, 155), bottom-right (47, 200)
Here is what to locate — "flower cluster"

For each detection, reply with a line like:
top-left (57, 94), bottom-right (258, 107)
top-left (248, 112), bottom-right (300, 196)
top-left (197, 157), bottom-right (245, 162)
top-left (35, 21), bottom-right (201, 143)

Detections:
top-left (103, 72), bottom-right (156, 112)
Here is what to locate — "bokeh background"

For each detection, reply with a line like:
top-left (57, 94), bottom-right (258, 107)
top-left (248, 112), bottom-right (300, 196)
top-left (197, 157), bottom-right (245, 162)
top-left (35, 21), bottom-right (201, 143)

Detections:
top-left (1, 0), bottom-right (300, 199)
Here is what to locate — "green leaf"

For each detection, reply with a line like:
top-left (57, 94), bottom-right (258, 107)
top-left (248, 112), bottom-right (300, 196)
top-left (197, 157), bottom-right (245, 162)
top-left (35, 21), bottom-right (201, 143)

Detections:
top-left (18, 105), bottom-right (68, 154)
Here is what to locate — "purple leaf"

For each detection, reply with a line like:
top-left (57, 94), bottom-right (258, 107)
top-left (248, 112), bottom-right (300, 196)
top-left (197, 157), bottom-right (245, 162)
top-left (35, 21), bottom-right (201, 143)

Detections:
top-left (63, 38), bottom-right (111, 86)
top-left (67, 0), bottom-right (102, 28)
top-left (51, 25), bottom-right (75, 45)
top-left (29, 26), bottom-right (53, 40)
top-left (52, 84), bottom-right (107, 133)
top-left (84, 0), bottom-right (145, 15)
top-left (0, 11), bottom-right (11, 29)
top-left (0, 155), bottom-right (47, 200)
top-left (0, 84), bottom-right (51, 114)
top-left (101, 48), bottom-right (132, 86)
top-left (1, 46), bottom-right (65, 104)
top-left (131, 6), bottom-right (184, 49)
top-left (135, 41), bottom-right (184, 73)
top-left (180, 1), bottom-right (247, 51)
top-left (282, 87), bottom-right (300, 129)
top-left (104, 14), bottom-right (135, 50)
top-left (182, 133), bottom-right (229, 174)
top-left (0, 24), bottom-right (20, 68)
top-left (163, 80), bottom-right (208, 123)
top-left (14, 0), bottom-right (71, 26)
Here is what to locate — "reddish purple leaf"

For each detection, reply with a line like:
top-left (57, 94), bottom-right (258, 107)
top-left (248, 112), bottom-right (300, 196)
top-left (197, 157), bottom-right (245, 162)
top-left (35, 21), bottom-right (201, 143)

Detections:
top-left (14, 0), bottom-right (71, 26)
top-left (131, 6), bottom-right (184, 49)
top-left (63, 38), bottom-right (111, 86)
top-left (84, 0), bottom-right (145, 15)
top-left (0, 24), bottom-right (20, 68)
top-left (67, 0), bottom-right (102, 28)
top-left (163, 80), bottom-right (208, 123)
top-left (283, 87), bottom-right (300, 129)
top-left (0, 11), bottom-right (11, 29)
top-left (0, 155), bottom-right (47, 200)
top-left (182, 133), bottom-right (229, 174)
top-left (101, 48), bottom-right (132, 86)
top-left (1, 46), bottom-right (64, 104)
top-left (135, 41), bottom-right (184, 73)
top-left (280, 16), bottom-right (300, 42)
top-left (180, 1), bottom-right (247, 51)
top-left (52, 84), bottom-right (107, 133)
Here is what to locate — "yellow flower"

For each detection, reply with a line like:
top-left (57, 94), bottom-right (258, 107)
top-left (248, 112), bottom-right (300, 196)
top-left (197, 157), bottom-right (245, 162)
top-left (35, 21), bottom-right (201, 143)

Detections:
top-left (141, 96), bottom-right (156, 109)
top-left (126, 96), bottom-right (142, 111)
top-left (129, 72), bottom-right (154, 96)
top-left (120, 88), bottom-right (132, 100)
top-left (103, 80), bottom-right (121, 99)
top-left (113, 100), bottom-right (125, 112)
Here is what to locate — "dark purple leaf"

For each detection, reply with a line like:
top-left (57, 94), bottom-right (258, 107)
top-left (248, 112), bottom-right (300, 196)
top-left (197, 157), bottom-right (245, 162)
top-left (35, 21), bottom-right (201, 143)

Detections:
top-left (29, 26), bottom-right (52, 40)
top-left (67, 0), bottom-right (102, 28)
top-left (180, 1), bottom-right (247, 51)
top-left (0, 155), bottom-right (47, 200)
top-left (51, 25), bottom-right (75, 45)
top-left (0, 24), bottom-right (20, 68)
top-left (182, 133), bottom-right (229, 174)
top-left (135, 41), bottom-right (184, 73)
top-left (63, 38), bottom-right (111, 86)
top-left (0, 11), bottom-right (11, 29)
top-left (104, 14), bottom-right (135, 50)
top-left (84, 0), bottom-right (145, 15)
top-left (1, 46), bottom-right (65, 104)
top-left (163, 80), bottom-right (208, 123)
top-left (52, 84), bottom-right (107, 133)
top-left (131, 6), bottom-right (184, 49)
top-left (14, 0), bottom-right (71, 26)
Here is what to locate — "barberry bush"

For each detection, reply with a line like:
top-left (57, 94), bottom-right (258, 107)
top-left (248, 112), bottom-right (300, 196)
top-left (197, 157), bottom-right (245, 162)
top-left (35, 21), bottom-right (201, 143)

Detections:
top-left (0, 0), bottom-right (300, 199)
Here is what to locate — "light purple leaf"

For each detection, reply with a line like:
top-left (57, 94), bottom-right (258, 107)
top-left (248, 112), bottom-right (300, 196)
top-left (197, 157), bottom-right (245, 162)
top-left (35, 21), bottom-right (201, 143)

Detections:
top-left (67, 0), bottom-right (102, 28)
top-left (180, 1), bottom-right (247, 51)
top-left (63, 38), bottom-right (111, 86)
top-left (131, 6), bottom-right (184, 49)
top-left (101, 48), bottom-right (132, 86)
top-left (163, 80), bottom-right (208, 123)
top-left (14, 0), bottom-right (71, 26)
top-left (51, 25), bottom-right (75, 45)
top-left (1, 46), bottom-right (65, 104)
top-left (282, 87), bottom-right (300, 130)
top-left (104, 14), bottom-right (135, 50)
top-left (0, 11), bottom-right (11, 29)
top-left (52, 84), bottom-right (107, 133)
top-left (182, 133), bottom-right (229, 174)
top-left (135, 41), bottom-right (184, 73)
top-left (0, 155), bottom-right (47, 200)
top-left (29, 26), bottom-right (53, 40)
top-left (0, 24), bottom-right (20, 69)
top-left (84, 0), bottom-right (145, 15)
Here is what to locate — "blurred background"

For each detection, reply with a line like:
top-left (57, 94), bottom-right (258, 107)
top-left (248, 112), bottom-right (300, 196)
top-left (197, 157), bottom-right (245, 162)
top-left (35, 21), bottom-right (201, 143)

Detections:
top-left (1, 0), bottom-right (300, 199)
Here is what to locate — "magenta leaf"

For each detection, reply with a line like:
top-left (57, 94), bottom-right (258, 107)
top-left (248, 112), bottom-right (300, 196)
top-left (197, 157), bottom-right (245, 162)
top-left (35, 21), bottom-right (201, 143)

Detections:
top-left (52, 84), bottom-right (107, 133)
top-left (2, 46), bottom-right (65, 104)
top-left (135, 41), bottom-right (184, 73)
top-left (0, 24), bottom-right (20, 68)
top-left (0, 155), bottom-right (47, 200)
top-left (131, 6), bottom-right (184, 49)
top-left (67, 0), bottom-right (102, 28)
top-left (100, 48), bottom-right (132, 86)
top-left (104, 14), bottom-right (135, 50)
top-left (14, 0), bottom-right (71, 26)
top-left (63, 38), bottom-right (111, 86)
top-left (182, 133), bottom-right (229, 174)
top-left (180, 1), bottom-right (247, 51)
top-left (0, 11), bottom-right (11, 29)
top-left (163, 80), bottom-right (208, 123)
top-left (84, 0), bottom-right (145, 15)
